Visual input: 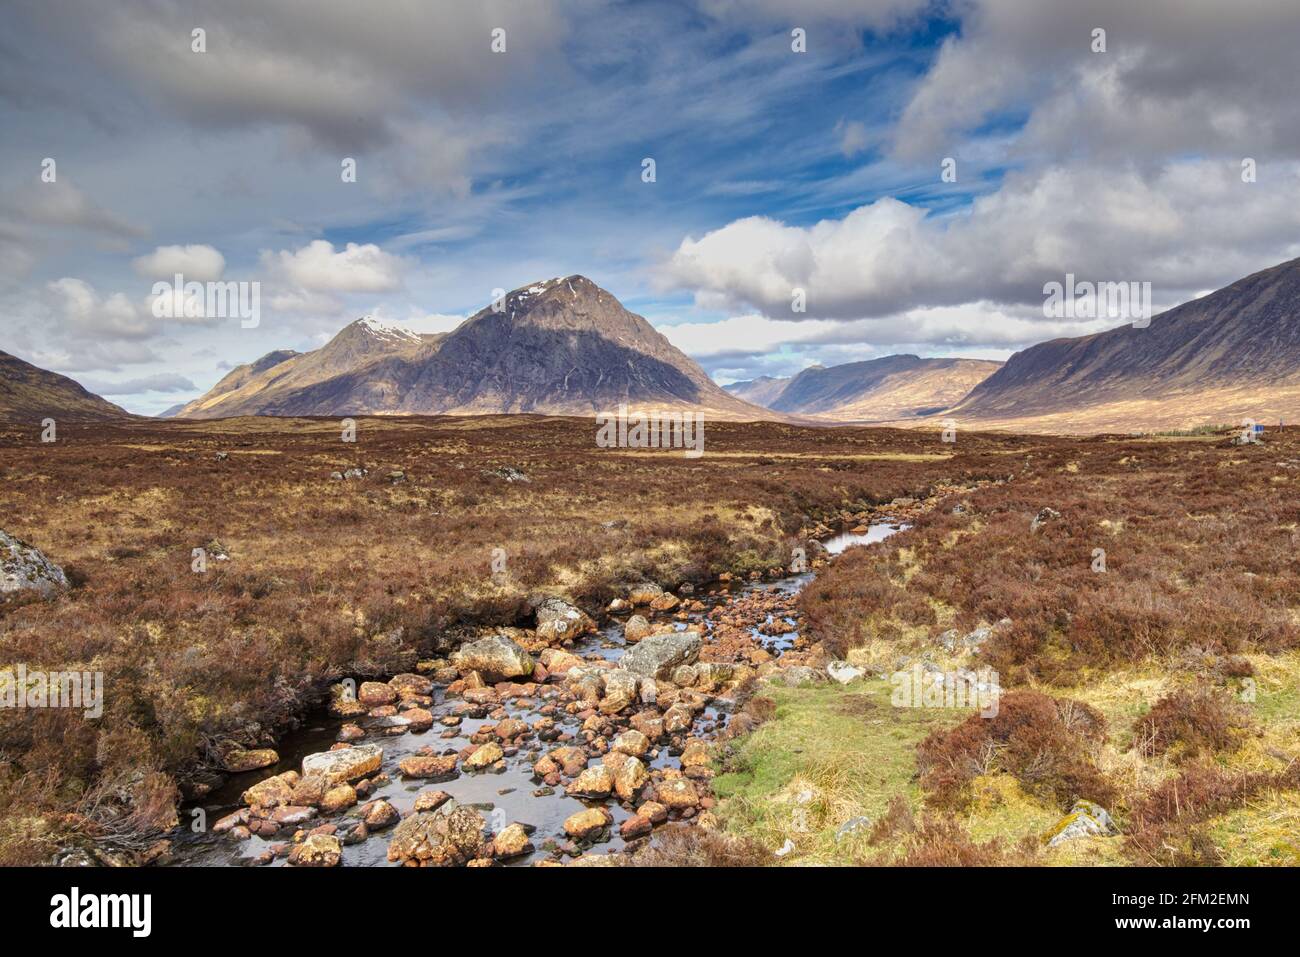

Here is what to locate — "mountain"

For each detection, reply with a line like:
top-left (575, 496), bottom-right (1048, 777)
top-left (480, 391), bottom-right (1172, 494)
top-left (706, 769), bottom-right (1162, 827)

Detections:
top-left (0, 350), bottom-right (129, 421)
top-left (724, 375), bottom-right (792, 407)
top-left (177, 277), bottom-right (772, 420)
top-left (768, 355), bottom-right (1001, 421)
top-left (948, 256), bottom-right (1300, 432)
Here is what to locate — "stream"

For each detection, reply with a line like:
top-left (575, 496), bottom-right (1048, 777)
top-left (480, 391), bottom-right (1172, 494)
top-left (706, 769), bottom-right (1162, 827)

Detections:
top-left (169, 522), bottom-right (904, 867)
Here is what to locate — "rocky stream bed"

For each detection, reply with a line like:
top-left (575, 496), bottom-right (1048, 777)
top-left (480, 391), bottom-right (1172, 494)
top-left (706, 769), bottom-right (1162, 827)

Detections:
top-left (167, 523), bottom-right (903, 867)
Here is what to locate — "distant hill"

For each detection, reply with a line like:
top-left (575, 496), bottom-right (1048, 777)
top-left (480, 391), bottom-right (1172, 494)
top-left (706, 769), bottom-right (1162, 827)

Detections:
top-left (948, 256), bottom-right (1300, 432)
top-left (177, 277), bottom-right (773, 420)
top-left (0, 350), bottom-right (129, 421)
top-left (769, 355), bottom-right (1001, 421)
top-left (724, 375), bottom-right (792, 407)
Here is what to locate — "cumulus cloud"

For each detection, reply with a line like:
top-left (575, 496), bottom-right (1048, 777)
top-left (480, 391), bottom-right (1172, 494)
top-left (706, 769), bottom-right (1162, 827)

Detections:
top-left (261, 240), bottom-right (406, 293)
top-left (132, 244), bottom-right (226, 281)
top-left (44, 277), bottom-right (153, 339)
top-left (662, 160), bottom-right (1300, 324)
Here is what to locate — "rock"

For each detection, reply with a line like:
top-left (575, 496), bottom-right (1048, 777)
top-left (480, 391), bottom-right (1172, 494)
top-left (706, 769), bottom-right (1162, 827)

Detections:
top-left (563, 807), bottom-right (612, 842)
top-left (362, 800), bottom-right (399, 830)
top-left (481, 466), bottom-right (529, 484)
top-left (269, 805), bottom-right (317, 827)
top-left (620, 631), bottom-right (702, 680)
top-left (403, 708), bottom-right (434, 732)
top-left (0, 530), bottom-right (69, 602)
top-left (222, 748), bottom-right (279, 773)
top-left (358, 681), bottom-right (397, 707)
top-left (648, 593), bottom-right (680, 612)
top-left (679, 740), bottom-right (710, 769)
top-left (611, 729), bottom-right (650, 758)
top-left (289, 773), bottom-right (330, 806)
top-left (763, 665), bottom-right (825, 687)
top-left (566, 764), bottom-right (613, 798)
top-left (493, 823), bottom-right (533, 859)
top-left (534, 596), bottom-right (596, 643)
top-left (301, 744), bottom-right (383, 785)
top-left (390, 673), bottom-right (434, 696)
top-left (413, 789), bottom-right (452, 813)
top-left (627, 583), bottom-right (664, 606)
top-left (320, 784), bottom-right (357, 813)
top-left (637, 801), bottom-right (668, 824)
top-left (656, 777), bottom-right (699, 810)
top-left (242, 772), bottom-right (299, 809)
top-left (607, 598), bottom-right (631, 613)
top-left (464, 742), bottom-right (504, 770)
top-left (540, 648), bottom-right (584, 675)
top-left (662, 703), bottom-right (693, 734)
top-left (826, 660), bottom-right (866, 685)
top-left (212, 809), bottom-right (249, 833)
top-left (630, 712), bottom-right (664, 741)
top-left (386, 803), bottom-right (486, 866)
top-left (450, 635), bottom-right (535, 682)
top-left (288, 833), bottom-right (341, 867)
top-left (328, 684), bottom-right (367, 718)
top-left (399, 754), bottom-right (458, 779)
top-left (835, 816), bottom-right (872, 841)
top-left (600, 670), bottom-right (640, 715)
top-left (1030, 507), bottom-right (1061, 532)
top-left (610, 755), bottom-right (648, 801)
top-left (623, 615), bottom-right (653, 643)
top-left (1046, 800), bottom-right (1118, 847)
top-left (620, 815), bottom-right (653, 839)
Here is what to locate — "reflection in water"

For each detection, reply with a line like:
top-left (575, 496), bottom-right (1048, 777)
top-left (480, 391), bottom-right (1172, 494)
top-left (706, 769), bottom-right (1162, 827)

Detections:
top-left (823, 522), bottom-right (908, 555)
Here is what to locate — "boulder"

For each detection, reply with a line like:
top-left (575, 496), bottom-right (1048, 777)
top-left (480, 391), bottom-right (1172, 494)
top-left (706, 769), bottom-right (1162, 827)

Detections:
top-left (358, 681), bottom-right (397, 707)
top-left (611, 755), bottom-right (648, 801)
top-left (493, 822), bottom-right (533, 859)
top-left (627, 583), bottom-right (664, 606)
top-left (534, 597), bottom-right (596, 643)
top-left (362, 800), bottom-right (399, 830)
top-left (611, 729), bottom-right (650, 758)
top-left (1030, 507), bottom-right (1061, 532)
top-left (567, 764), bottom-right (614, 798)
top-left (386, 803), bottom-right (486, 866)
top-left (301, 744), bottom-right (383, 785)
top-left (600, 670), bottom-right (640, 715)
top-left (464, 742), bottom-right (504, 771)
top-left (288, 833), bottom-right (341, 867)
top-left (563, 807), bottom-right (612, 842)
top-left (320, 784), bottom-right (357, 814)
top-left (623, 615), bottom-right (653, 643)
top-left (620, 631), bottom-right (701, 680)
top-left (1046, 800), bottom-right (1118, 847)
top-left (242, 772), bottom-right (299, 809)
top-left (0, 531), bottom-right (69, 602)
top-left (656, 776), bottom-right (700, 810)
top-left (450, 635), bottom-right (534, 682)
top-left (222, 748), bottom-right (279, 773)
top-left (398, 754), bottom-right (458, 779)
top-left (826, 660), bottom-right (866, 685)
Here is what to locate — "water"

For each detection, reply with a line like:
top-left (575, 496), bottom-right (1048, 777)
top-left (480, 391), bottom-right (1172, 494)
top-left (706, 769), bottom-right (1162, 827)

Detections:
top-left (823, 522), bottom-right (906, 555)
top-left (170, 521), bottom-right (904, 867)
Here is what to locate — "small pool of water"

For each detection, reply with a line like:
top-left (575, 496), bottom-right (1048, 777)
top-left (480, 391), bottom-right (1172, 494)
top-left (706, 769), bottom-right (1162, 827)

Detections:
top-left (823, 522), bottom-right (908, 555)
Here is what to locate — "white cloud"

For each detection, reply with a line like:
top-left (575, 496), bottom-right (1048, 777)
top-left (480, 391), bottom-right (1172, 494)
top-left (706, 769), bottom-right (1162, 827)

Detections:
top-left (662, 160), bottom-right (1300, 323)
top-left (262, 240), bottom-right (406, 293)
top-left (132, 244), bottom-right (226, 281)
top-left (45, 277), bottom-right (153, 339)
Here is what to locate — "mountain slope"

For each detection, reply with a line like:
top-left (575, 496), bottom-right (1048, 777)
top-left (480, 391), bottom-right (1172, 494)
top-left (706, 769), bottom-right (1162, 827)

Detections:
top-left (724, 375), bottom-right (791, 408)
top-left (948, 256), bottom-right (1300, 432)
top-left (770, 355), bottom-right (1001, 421)
top-left (179, 277), bottom-right (773, 420)
top-left (0, 350), bottom-right (129, 421)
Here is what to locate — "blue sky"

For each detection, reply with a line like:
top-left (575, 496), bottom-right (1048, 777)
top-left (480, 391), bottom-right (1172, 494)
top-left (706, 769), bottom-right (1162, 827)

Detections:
top-left (4, 0), bottom-right (1300, 413)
